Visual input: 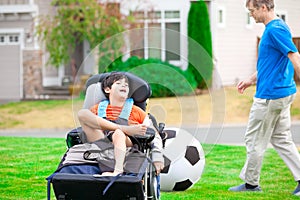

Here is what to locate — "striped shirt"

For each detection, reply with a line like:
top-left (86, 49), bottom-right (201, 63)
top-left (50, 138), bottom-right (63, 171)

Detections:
top-left (90, 104), bottom-right (146, 125)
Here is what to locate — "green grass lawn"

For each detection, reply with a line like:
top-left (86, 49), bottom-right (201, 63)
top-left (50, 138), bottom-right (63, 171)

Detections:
top-left (1, 86), bottom-right (300, 129)
top-left (0, 137), bottom-right (299, 200)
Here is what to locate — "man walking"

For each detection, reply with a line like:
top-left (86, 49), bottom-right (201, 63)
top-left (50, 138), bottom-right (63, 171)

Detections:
top-left (229, 0), bottom-right (300, 195)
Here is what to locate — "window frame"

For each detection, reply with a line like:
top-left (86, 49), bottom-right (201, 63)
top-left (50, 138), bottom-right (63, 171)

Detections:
top-left (130, 9), bottom-right (181, 64)
top-left (276, 10), bottom-right (288, 22)
top-left (0, 33), bottom-right (21, 45)
top-left (217, 6), bottom-right (226, 28)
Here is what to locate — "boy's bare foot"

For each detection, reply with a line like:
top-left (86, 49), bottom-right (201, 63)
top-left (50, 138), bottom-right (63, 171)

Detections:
top-left (120, 124), bottom-right (147, 136)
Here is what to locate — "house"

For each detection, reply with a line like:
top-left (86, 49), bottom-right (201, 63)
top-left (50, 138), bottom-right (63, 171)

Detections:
top-left (0, 0), bottom-right (299, 102)
top-left (0, 0), bottom-right (52, 103)
top-left (211, 0), bottom-right (300, 85)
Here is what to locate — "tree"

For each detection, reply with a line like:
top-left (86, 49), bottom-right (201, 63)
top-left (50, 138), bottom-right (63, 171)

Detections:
top-left (37, 0), bottom-right (127, 68)
top-left (187, 0), bottom-right (213, 88)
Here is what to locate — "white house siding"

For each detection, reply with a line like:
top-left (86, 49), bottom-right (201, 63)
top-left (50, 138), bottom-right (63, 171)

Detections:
top-left (275, 0), bottom-right (300, 36)
top-left (214, 0), bottom-right (300, 86)
top-left (214, 0), bottom-right (260, 86)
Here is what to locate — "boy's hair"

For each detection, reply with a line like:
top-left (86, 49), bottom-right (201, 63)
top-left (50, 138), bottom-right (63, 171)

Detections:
top-left (101, 72), bottom-right (129, 98)
top-left (246, 0), bottom-right (274, 11)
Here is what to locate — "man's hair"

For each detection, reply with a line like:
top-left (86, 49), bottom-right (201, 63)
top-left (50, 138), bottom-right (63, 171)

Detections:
top-left (101, 72), bottom-right (129, 98)
top-left (246, 0), bottom-right (274, 10)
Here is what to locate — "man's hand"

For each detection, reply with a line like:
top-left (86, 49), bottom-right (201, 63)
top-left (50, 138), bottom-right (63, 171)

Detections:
top-left (237, 72), bottom-right (257, 94)
top-left (119, 124), bottom-right (147, 136)
top-left (153, 161), bottom-right (164, 175)
top-left (237, 80), bottom-right (252, 94)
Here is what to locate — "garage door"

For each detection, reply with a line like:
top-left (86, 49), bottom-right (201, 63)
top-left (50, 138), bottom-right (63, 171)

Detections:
top-left (0, 33), bottom-right (21, 102)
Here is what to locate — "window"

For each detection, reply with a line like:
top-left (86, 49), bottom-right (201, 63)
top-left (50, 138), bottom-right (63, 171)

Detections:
top-left (246, 11), bottom-right (255, 28)
top-left (246, 13), bottom-right (251, 25)
top-left (278, 14), bottom-right (286, 21)
top-left (0, 33), bottom-right (20, 45)
top-left (245, 7), bottom-right (256, 29)
top-left (148, 23), bottom-right (161, 59)
top-left (130, 10), bottom-right (181, 63)
top-left (218, 10), bottom-right (223, 23)
top-left (0, 35), bottom-right (5, 43)
top-left (166, 22), bottom-right (180, 61)
top-left (9, 34), bottom-right (19, 43)
top-left (217, 7), bottom-right (225, 28)
top-left (276, 11), bottom-right (287, 22)
top-left (165, 10), bottom-right (180, 19)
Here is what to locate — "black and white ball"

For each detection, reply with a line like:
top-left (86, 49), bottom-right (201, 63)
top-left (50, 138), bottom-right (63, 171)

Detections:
top-left (160, 128), bottom-right (205, 191)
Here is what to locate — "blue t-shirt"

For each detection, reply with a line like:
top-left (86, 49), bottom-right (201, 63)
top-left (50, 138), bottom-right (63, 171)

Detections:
top-left (255, 19), bottom-right (297, 99)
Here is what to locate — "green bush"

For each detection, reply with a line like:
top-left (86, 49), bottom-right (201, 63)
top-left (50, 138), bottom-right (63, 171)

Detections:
top-left (106, 56), bottom-right (197, 97)
top-left (187, 0), bottom-right (213, 89)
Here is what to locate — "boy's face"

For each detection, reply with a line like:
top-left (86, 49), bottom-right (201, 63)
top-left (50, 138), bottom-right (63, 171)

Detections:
top-left (104, 78), bottom-right (129, 100)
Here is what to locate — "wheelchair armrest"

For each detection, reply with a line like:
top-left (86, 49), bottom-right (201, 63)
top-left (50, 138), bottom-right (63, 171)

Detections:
top-left (66, 127), bottom-right (85, 148)
top-left (133, 127), bottom-right (156, 144)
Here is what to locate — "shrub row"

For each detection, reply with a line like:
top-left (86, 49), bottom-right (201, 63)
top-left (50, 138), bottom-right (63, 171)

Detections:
top-left (106, 56), bottom-right (197, 97)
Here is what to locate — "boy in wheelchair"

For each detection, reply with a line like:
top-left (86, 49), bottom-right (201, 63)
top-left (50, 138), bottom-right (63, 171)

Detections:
top-left (48, 72), bottom-right (165, 200)
top-left (78, 71), bottom-right (164, 176)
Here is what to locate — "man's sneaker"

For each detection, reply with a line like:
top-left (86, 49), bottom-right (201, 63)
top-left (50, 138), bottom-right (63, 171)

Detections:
top-left (228, 183), bottom-right (262, 192)
top-left (293, 183), bottom-right (300, 196)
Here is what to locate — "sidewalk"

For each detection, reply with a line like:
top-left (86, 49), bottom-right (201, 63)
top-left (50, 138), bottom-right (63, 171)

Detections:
top-left (0, 128), bottom-right (69, 138)
top-left (1, 122), bottom-right (300, 146)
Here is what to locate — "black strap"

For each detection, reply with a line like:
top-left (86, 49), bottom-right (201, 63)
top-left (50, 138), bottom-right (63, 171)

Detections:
top-left (46, 174), bottom-right (55, 200)
top-left (102, 173), bottom-right (123, 195)
top-left (47, 179), bottom-right (51, 200)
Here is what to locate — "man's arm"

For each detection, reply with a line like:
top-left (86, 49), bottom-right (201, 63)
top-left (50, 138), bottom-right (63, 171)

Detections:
top-left (78, 109), bottom-right (119, 131)
top-left (288, 51), bottom-right (300, 78)
top-left (78, 109), bottom-right (147, 142)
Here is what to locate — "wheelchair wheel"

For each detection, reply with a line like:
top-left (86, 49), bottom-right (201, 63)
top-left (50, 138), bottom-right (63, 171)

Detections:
top-left (147, 162), bottom-right (159, 200)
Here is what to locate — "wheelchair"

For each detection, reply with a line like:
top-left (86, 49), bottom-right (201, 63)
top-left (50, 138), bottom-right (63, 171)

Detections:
top-left (47, 72), bottom-right (167, 200)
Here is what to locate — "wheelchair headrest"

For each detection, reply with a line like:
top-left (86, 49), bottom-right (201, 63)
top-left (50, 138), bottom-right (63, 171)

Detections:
top-left (83, 72), bottom-right (151, 111)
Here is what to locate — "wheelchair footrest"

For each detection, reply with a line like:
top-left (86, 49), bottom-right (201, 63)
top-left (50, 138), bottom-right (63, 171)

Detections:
top-left (52, 173), bottom-right (144, 200)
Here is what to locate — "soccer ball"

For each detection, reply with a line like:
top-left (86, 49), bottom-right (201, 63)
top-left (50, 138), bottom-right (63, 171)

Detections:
top-left (160, 128), bottom-right (205, 191)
